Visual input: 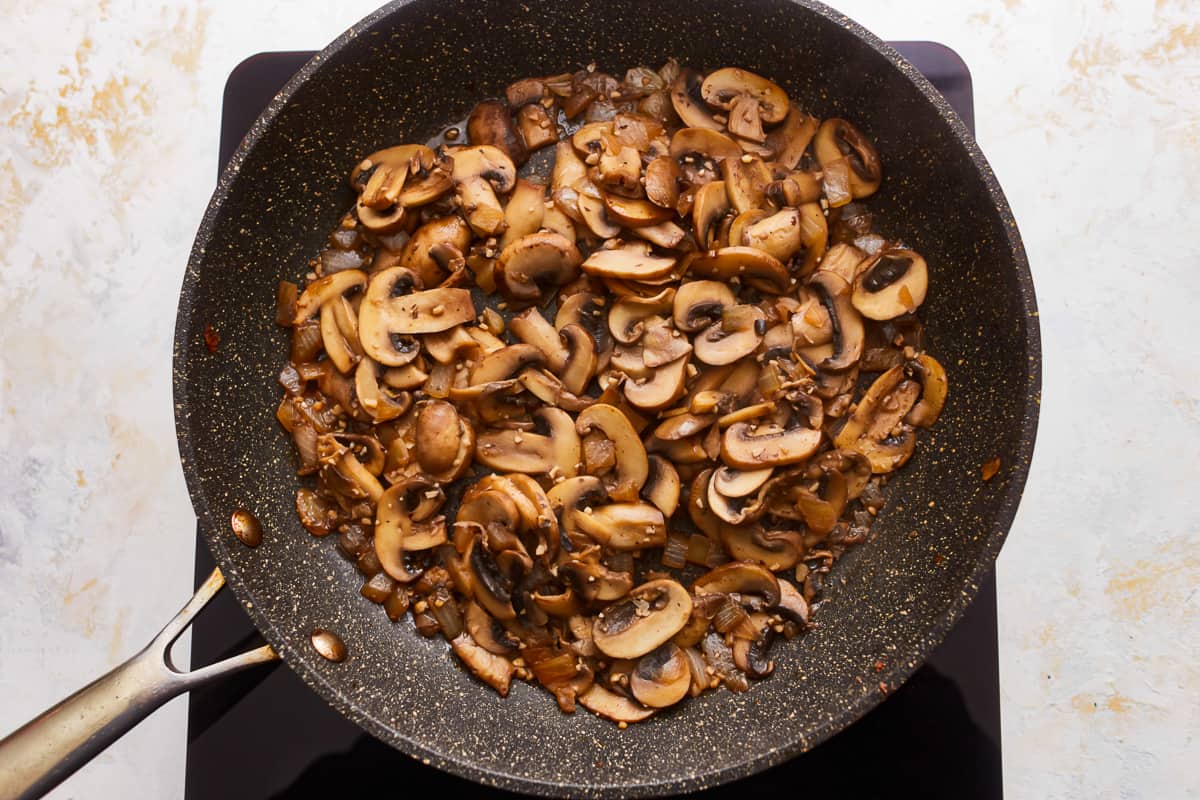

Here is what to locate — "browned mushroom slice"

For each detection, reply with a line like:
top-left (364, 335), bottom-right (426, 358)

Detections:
top-left (814, 118), bottom-right (882, 199)
top-left (694, 305), bottom-right (765, 366)
top-left (691, 180), bottom-right (731, 249)
top-left (495, 231), bottom-right (582, 303)
top-left (422, 324), bottom-right (479, 365)
top-left (632, 220), bottom-right (687, 249)
top-left (414, 401), bottom-right (462, 473)
top-left (351, 144), bottom-right (436, 198)
top-left (807, 270), bottom-right (864, 372)
top-left (816, 242), bottom-right (868, 284)
top-left (354, 357), bottom-right (410, 422)
top-left (672, 280), bottom-right (735, 333)
top-left (851, 248), bottom-right (928, 320)
top-left (775, 579), bottom-right (809, 625)
top-left (516, 103), bottom-right (557, 152)
top-left (766, 170), bottom-right (822, 208)
top-left (669, 127), bottom-right (743, 162)
top-left (701, 68), bottom-right (789, 125)
top-left (727, 208), bottom-right (768, 249)
top-left (576, 403), bottom-right (649, 501)
top-left (644, 156), bottom-right (681, 209)
top-left (463, 600), bottom-right (520, 656)
top-left (551, 141), bottom-right (589, 222)
top-left (451, 145), bottom-right (517, 236)
top-left (509, 308), bottom-right (569, 371)
top-left (642, 454), bottom-right (681, 517)
top-left (292, 269), bottom-right (367, 325)
top-left (713, 465), bottom-right (773, 497)
top-left (741, 207), bottom-right (804, 263)
top-left (541, 203), bottom-right (578, 244)
top-left (582, 247), bottom-right (677, 281)
top-left (571, 121), bottom-right (610, 158)
top-left (559, 324), bottom-right (598, 394)
top-left (576, 189), bottom-right (623, 238)
top-left (475, 407), bottom-right (580, 477)
top-left (608, 288), bottom-right (674, 344)
top-left (692, 560), bottom-right (781, 606)
top-left (686, 247), bottom-right (790, 294)
top-left (573, 502), bottom-right (666, 550)
top-left (630, 643), bottom-right (691, 708)
top-left (640, 317), bottom-right (692, 367)
top-left (450, 632), bottom-right (515, 695)
top-left (593, 579), bottom-right (693, 659)
top-left (359, 274), bottom-right (474, 364)
top-left (766, 107), bottom-right (820, 170)
top-left (721, 422), bottom-right (822, 469)
top-left (598, 144), bottom-right (643, 198)
top-left (468, 99), bottom-right (528, 166)
top-left (374, 482), bottom-right (447, 582)
top-left (905, 354), bottom-right (948, 428)
top-left (790, 288), bottom-right (833, 347)
top-left (470, 343), bottom-right (546, 385)
top-left (602, 192), bottom-right (675, 227)
top-left (720, 525), bottom-right (802, 572)
top-left (721, 154), bottom-right (772, 214)
top-left (833, 364), bottom-right (922, 473)
top-left (624, 355), bottom-right (687, 410)
top-left (356, 196), bottom-right (406, 234)
top-left (670, 67), bottom-right (722, 131)
top-left (706, 469), bottom-right (768, 525)
top-left (500, 179), bottom-right (546, 249)
top-left (398, 215), bottom-right (474, 288)
top-left (578, 684), bottom-right (656, 723)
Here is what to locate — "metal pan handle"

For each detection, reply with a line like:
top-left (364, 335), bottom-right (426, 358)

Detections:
top-left (0, 568), bottom-right (279, 800)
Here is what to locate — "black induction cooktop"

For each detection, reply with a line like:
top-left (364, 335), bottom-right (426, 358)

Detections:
top-left (187, 44), bottom-right (1001, 800)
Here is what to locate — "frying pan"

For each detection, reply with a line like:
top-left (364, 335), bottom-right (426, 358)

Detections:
top-left (0, 0), bottom-right (1040, 797)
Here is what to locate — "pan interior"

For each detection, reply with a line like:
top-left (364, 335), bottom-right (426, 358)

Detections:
top-left (173, 0), bottom-right (1038, 796)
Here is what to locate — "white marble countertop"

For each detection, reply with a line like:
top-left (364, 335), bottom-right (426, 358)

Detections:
top-left (1, 1), bottom-right (1197, 797)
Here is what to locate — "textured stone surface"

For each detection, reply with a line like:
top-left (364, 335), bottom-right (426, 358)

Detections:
top-left (0, 1), bottom-right (1195, 798)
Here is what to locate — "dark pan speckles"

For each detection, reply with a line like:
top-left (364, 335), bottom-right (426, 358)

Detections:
top-left (172, 1), bottom-right (1040, 797)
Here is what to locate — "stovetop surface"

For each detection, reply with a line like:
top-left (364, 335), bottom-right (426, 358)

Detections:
top-left (187, 43), bottom-right (1001, 800)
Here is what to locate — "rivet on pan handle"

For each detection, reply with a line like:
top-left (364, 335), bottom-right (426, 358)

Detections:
top-left (0, 568), bottom-right (279, 800)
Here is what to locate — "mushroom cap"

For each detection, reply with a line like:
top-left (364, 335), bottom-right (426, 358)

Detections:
top-left (415, 401), bottom-right (463, 473)
top-left (623, 355), bottom-right (687, 410)
top-left (713, 465), bottom-right (774, 497)
top-left (644, 156), bottom-right (681, 210)
top-left (720, 154), bottom-right (772, 215)
top-left (721, 422), bottom-right (823, 469)
top-left (851, 248), bottom-right (928, 320)
top-left (630, 643), bottom-right (691, 708)
top-left (467, 99), bottom-right (528, 166)
top-left (693, 306), bottom-right (766, 366)
top-left (577, 190), bottom-right (623, 238)
top-left (766, 107), bottom-right (820, 170)
top-left (608, 288), bottom-right (675, 344)
top-left (558, 324), bottom-right (598, 395)
top-left (593, 579), bottom-right (693, 659)
top-left (359, 277), bottom-right (474, 365)
top-left (602, 192), bottom-right (676, 228)
top-left (450, 144), bottom-right (517, 192)
top-left (673, 280), bottom-right (735, 333)
top-left (495, 232), bottom-right (582, 303)
top-left (700, 68), bottom-right (789, 124)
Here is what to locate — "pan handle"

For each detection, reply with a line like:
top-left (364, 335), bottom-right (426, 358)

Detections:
top-left (0, 568), bottom-right (279, 800)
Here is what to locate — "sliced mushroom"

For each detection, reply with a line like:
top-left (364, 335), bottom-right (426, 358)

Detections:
top-left (720, 154), bottom-right (772, 214)
top-left (642, 454), bottom-right (681, 517)
top-left (742, 207), bottom-right (804, 263)
top-left (700, 68), bottom-right (789, 126)
top-left (603, 192), bottom-right (675, 227)
top-left (292, 269), bottom-right (367, 325)
top-left (624, 355), bottom-right (687, 410)
top-left (721, 422), bottom-right (822, 469)
top-left (706, 469), bottom-right (767, 525)
top-left (775, 578), bottom-right (809, 625)
top-left (582, 246), bottom-right (677, 281)
top-left (576, 403), bottom-right (649, 501)
top-left (685, 247), bottom-right (790, 294)
top-left (598, 144), bottom-right (643, 197)
top-left (692, 561), bottom-right (781, 606)
top-left (495, 231), bottom-right (582, 303)
top-left (641, 317), bottom-right (692, 367)
top-left (694, 305), bottom-right (765, 366)
top-left (630, 643), bottom-right (691, 708)
top-left (451, 145), bottom-right (517, 236)
top-left (808, 270), bottom-right (863, 372)
top-left (450, 632), bottom-right (515, 696)
top-left (814, 118), bottom-right (882, 199)
top-left (691, 180), bottom-right (731, 249)
top-left (766, 107), bottom-right (820, 170)
top-left (470, 343), bottom-right (545, 385)
top-left (509, 308), bottom-right (569, 371)
top-left (669, 127), bottom-right (743, 162)
top-left (352, 144), bottom-right (436, 201)
top-left (500, 179), bottom-right (546, 249)
top-left (559, 324), bottom-right (598, 394)
top-left (905, 354), bottom-right (948, 428)
top-left (463, 600), bottom-right (520, 655)
top-left (359, 276), bottom-right (474, 364)
top-left (415, 401), bottom-right (464, 473)
top-left (851, 248), bottom-right (928, 320)
top-left (474, 406), bottom-right (580, 477)
top-left (673, 280), bottom-right (735, 333)
top-left (790, 288), bottom-right (834, 347)
top-left (375, 481), bottom-right (448, 582)
top-left (467, 99), bottom-right (528, 166)
top-left (632, 219), bottom-right (687, 249)
top-left (551, 141), bottom-right (589, 222)
top-left (398, 216), bottom-right (474, 288)
top-left (720, 525), bottom-right (802, 572)
top-left (573, 502), bottom-right (666, 550)
top-left (593, 579), bottom-right (693, 659)
top-left (577, 190), bottom-right (623, 238)
top-left (608, 288), bottom-right (675, 344)
top-left (516, 103), bottom-right (557, 151)
top-left (422, 324), bottom-right (479, 365)
top-left (644, 156), bottom-right (681, 209)
top-left (354, 357), bottom-right (412, 422)
top-left (833, 365), bottom-right (922, 473)
top-left (713, 465), bottom-right (773, 497)
top-left (670, 67), bottom-right (722, 131)
top-left (578, 684), bottom-right (656, 723)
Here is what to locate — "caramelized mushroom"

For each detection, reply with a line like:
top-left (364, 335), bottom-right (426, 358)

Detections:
top-left (851, 248), bottom-right (928, 320)
top-left (814, 118), bottom-right (882, 199)
top-left (593, 579), bottom-right (693, 659)
top-left (721, 422), bottom-right (822, 469)
top-left (468, 99), bottom-right (528, 166)
top-left (630, 643), bottom-right (691, 708)
top-left (451, 145), bottom-right (517, 236)
top-left (495, 232), bottom-right (582, 303)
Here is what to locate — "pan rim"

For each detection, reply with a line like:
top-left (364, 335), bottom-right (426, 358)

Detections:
top-left (173, 0), bottom-right (1041, 795)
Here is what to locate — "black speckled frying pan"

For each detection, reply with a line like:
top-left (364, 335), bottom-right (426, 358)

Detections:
top-left (0, 2), bottom-right (1039, 798)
